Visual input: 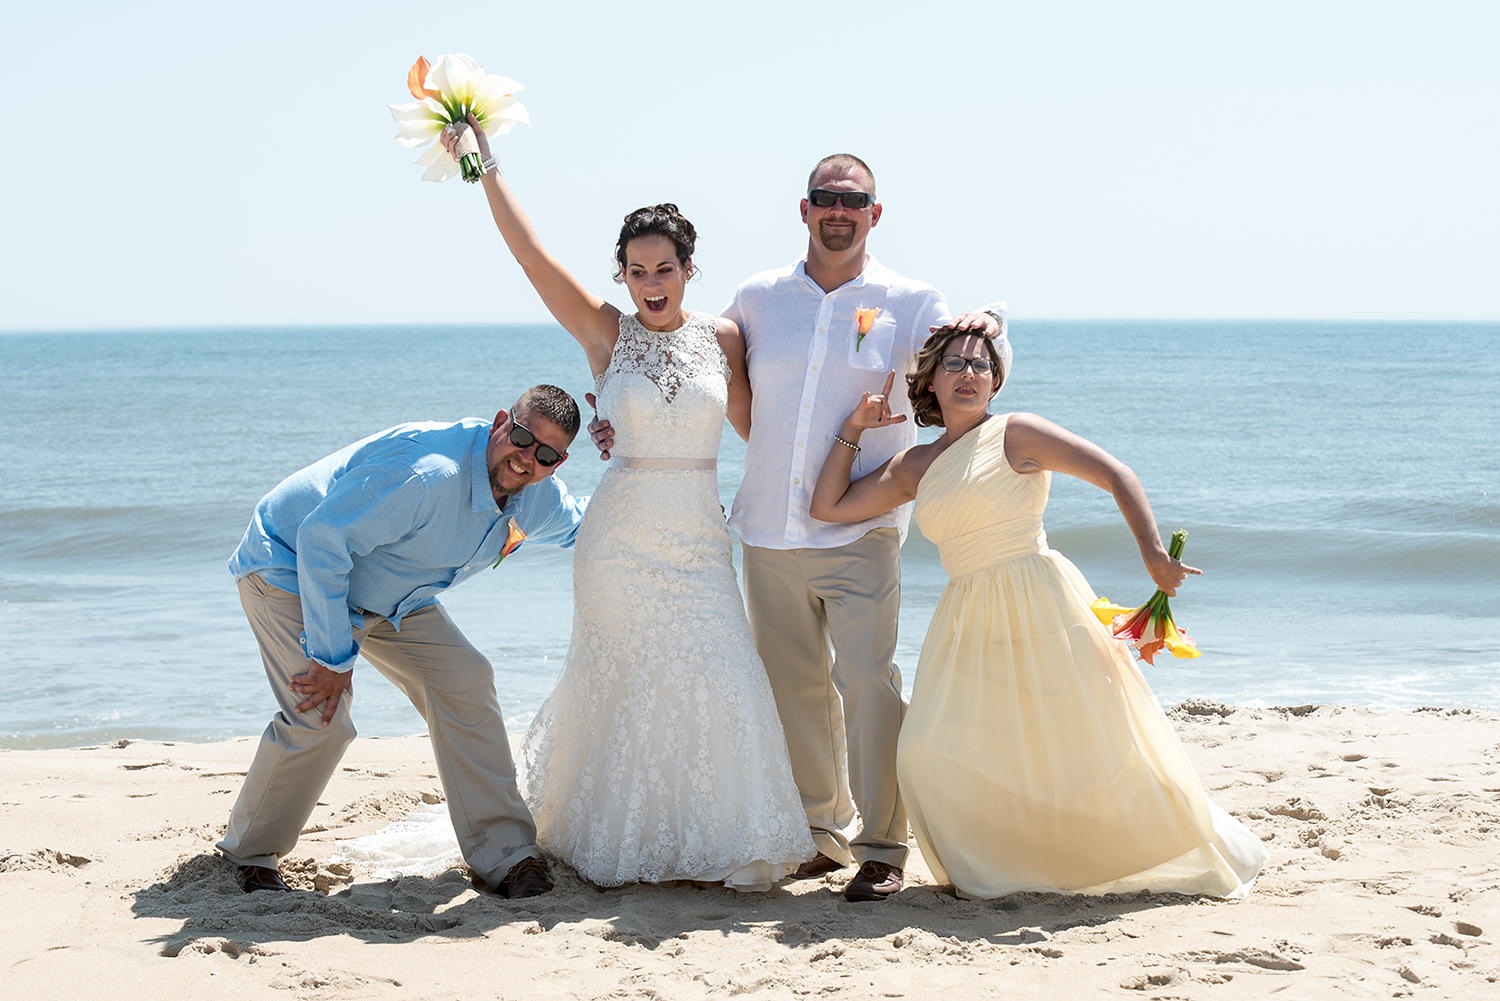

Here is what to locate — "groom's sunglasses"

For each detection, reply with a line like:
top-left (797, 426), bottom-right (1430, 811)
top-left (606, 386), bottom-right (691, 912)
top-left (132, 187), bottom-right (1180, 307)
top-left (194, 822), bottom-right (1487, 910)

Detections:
top-left (509, 420), bottom-right (566, 467)
top-left (807, 188), bottom-right (875, 209)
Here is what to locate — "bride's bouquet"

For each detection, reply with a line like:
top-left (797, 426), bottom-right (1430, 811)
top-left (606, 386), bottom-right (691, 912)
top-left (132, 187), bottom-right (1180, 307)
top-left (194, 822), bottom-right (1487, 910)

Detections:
top-left (1091, 529), bottom-right (1202, 666)
top-left (389, 54), bottom-right (529, 182)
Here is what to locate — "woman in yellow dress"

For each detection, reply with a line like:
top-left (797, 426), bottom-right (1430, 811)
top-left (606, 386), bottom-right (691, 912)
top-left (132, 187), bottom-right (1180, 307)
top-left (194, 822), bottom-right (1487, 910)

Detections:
top-left (810, 327), bottom-right (1267, 900)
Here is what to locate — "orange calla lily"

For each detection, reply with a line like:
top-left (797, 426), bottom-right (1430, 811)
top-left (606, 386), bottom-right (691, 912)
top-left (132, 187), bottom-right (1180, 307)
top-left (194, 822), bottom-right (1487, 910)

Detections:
top-left (855, 307), bottom-right (881, 350)
top-left (406, 56), bottom-right (442, 101)
top-left (491, 517), bottom-right (527, 568)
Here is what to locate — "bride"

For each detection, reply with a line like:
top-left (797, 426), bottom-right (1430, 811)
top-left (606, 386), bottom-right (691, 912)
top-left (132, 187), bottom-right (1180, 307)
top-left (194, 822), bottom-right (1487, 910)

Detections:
top-left (438, 119), bottom-right (813, 890)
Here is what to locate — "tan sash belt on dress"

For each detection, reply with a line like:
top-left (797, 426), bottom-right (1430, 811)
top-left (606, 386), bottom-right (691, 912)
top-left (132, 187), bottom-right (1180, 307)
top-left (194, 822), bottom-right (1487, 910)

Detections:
top-left (614, 456), bottom-right (717, 471)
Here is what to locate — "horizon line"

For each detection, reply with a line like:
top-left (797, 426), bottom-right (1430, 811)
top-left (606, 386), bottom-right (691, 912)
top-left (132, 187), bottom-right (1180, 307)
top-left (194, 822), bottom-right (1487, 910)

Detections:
top-left (4, 316), bottom-right (1499, 336)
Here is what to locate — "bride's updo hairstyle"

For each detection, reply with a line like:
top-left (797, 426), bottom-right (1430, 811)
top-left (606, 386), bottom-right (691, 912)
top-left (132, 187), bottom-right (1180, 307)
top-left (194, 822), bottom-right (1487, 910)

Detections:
top-left (906, 326), bottom-right (1006, 428)
top-left (612, 204), bottom-right (698, 281)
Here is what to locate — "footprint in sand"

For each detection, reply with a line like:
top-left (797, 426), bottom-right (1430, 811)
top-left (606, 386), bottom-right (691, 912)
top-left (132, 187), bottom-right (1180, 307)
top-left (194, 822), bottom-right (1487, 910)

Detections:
top-left (159, 937), bottom-right (271, 959)
top-left (0, 849), bottom-right (91, 872)
top-left (1118, 966), bottom-right (1189, 990)
top-left (1266, 798), bottom-right (1326, 821)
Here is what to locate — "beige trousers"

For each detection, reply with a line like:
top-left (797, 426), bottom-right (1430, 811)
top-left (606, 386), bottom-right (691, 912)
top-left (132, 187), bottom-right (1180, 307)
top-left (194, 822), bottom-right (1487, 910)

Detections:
top-left (741, 528), bottom-right (909, 868)
top-left (217, 573), bottom-right (537, 888)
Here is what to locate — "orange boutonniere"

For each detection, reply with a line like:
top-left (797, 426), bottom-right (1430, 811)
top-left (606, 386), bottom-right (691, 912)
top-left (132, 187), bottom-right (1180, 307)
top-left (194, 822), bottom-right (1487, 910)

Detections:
top-left (491, 517), bottom-right (526, 568)
top-left (854, 307), bottom-right (881, 351)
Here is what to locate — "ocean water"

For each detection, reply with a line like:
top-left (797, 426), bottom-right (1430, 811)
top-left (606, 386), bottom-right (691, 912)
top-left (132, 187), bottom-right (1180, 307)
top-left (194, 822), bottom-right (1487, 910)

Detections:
top-left (1, 321), bottom-right (1496, 749)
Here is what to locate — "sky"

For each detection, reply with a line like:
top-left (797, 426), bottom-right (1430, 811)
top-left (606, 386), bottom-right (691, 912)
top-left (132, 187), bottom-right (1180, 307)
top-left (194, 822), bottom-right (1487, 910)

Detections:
top-left (1, 0), bottom-right (1496, 331)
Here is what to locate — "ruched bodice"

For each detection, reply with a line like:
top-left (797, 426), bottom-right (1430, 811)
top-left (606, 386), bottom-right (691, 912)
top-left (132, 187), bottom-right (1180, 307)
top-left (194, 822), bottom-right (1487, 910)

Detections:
top-left (915, 415), bottom-right (1048, 577)
top-left (595, 311), bottom-right (728, 464)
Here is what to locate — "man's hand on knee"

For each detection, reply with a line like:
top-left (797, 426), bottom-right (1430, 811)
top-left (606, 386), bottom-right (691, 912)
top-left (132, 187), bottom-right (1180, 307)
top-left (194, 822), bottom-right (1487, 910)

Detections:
top-left (290, 660), bottom-right (353, 727)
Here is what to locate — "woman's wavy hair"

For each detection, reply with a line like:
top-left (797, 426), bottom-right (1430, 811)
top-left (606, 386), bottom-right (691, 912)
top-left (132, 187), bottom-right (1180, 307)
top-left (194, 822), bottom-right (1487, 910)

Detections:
top-left (612, 203), bottom-right (698, 281)
top-left (906, 326), bottom-right (1005, 428)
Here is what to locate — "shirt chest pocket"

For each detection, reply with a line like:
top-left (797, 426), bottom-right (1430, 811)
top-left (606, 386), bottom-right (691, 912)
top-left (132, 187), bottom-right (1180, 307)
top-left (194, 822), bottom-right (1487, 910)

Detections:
top-left (846, 312), bottom-right (899, 371)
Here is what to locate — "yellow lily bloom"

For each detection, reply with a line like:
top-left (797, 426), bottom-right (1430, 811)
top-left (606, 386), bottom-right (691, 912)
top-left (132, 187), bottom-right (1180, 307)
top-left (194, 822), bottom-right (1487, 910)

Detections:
top-left (1090, 597), bottom-right (1133, 626)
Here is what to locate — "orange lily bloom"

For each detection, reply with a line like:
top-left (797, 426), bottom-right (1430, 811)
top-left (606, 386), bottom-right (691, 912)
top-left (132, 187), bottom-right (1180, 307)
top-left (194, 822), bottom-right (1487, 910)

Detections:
top-left (406, 56), bottom-right (442, 101)
top-left (854, 307), bottom-right (881, 350)
top-left (491, 518), bottom-right (527, 568)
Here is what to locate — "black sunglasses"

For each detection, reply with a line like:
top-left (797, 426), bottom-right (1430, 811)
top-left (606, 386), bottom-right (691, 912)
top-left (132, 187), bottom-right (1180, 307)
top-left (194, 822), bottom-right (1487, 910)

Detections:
top-left (509, 420), bottom-right (566, 466)
top-left (940, 354), bottom-right (997, 375)
top-left (807, 188), bottom-right (875, 209)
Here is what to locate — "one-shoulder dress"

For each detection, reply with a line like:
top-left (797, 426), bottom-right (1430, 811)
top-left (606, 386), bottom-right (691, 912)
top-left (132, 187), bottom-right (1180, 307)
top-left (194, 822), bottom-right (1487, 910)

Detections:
top-left (896, 414), bottom-right (1267, 899)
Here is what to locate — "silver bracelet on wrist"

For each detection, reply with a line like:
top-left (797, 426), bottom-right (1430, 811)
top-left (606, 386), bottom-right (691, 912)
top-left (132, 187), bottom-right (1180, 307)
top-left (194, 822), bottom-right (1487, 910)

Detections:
top-left (833, 435), bottom-right (861, 452)
top-left (480, 156), bottom-right (498, 175)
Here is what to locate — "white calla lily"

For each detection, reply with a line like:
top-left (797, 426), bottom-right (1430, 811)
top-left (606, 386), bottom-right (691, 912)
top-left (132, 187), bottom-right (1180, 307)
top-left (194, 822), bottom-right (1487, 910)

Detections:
top-left (387, 53), bottom-right (529, 182)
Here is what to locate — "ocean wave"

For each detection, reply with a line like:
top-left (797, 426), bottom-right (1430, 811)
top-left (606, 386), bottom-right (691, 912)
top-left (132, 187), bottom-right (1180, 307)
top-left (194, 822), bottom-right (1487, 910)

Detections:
top-left (900, 519), bottom-right (1499, 585)
top-left (0, 503), bottom-right (241, 566)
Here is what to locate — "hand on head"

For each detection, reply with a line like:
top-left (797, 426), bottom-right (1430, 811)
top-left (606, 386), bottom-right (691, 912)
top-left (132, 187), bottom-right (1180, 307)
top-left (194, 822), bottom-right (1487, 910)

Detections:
top-left (932, 310), bottom-right (1003, 340)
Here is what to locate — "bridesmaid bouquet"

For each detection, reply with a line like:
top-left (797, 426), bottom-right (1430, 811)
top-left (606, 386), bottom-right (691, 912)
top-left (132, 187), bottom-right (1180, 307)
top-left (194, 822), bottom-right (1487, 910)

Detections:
top-left (1091, 530), bottom-right (1202, 666)
top-left (389, 53), bottom-right (529, 182)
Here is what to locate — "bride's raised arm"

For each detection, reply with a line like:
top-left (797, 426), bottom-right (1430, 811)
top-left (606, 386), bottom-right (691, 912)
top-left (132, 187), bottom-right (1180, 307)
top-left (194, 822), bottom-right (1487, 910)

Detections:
top-left (443, 116), bottom-right (619, 375)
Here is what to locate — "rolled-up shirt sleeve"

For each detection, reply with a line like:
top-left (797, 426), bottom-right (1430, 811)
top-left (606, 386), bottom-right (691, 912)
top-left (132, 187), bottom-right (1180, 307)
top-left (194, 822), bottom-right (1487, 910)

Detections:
top-left (522, 482), bottom-right (588, 550)
top-left (294, 462), bottom-right (429, 672)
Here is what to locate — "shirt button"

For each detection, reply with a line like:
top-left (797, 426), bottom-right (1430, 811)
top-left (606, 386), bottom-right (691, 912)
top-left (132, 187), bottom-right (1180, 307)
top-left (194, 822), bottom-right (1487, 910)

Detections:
top-left (792, 478), bottom-right (801, 486)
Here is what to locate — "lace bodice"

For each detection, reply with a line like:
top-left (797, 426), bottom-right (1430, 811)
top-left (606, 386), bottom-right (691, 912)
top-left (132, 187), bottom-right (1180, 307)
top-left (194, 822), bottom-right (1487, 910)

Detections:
top-left (595, 311), bottom-right (729, 462)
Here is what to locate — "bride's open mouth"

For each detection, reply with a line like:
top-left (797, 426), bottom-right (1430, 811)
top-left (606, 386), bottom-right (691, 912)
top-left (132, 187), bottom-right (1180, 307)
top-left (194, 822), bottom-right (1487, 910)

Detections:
top-left (643, 295), bottom-right (668, 313)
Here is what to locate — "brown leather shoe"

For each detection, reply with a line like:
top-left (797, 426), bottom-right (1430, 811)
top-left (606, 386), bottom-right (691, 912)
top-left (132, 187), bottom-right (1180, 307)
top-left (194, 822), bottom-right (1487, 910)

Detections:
top-left (843, 861), bottom-right (903, 902)
top-left (495, 856), bottom-right (553, 899)
top-left (788, 853), bottom-right (846, 881)
top-left (240, 865), bottom-right (292, 893)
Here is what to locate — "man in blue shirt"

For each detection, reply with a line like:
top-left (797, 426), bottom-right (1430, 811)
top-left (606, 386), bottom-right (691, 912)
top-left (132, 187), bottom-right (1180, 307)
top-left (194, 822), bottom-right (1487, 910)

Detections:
top-left (219, 385), bottom-right (587, 899)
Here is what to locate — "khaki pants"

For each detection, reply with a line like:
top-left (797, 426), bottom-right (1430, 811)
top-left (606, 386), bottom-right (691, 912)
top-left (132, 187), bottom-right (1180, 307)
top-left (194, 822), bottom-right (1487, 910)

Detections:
top-left (741, 528), bottom-right (909, 868)
top-left (217, 573), bottom-right (537, 887)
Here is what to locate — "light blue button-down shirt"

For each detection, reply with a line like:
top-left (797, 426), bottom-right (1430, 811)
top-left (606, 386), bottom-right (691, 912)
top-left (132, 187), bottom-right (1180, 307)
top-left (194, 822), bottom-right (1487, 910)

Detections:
top-left (228, 418), bottom-right (586, 672)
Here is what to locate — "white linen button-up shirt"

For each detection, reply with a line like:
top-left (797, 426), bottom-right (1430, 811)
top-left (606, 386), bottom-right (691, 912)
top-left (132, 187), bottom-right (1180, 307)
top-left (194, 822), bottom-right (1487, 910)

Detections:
top-left (724, 256), bottom-right (996, 550)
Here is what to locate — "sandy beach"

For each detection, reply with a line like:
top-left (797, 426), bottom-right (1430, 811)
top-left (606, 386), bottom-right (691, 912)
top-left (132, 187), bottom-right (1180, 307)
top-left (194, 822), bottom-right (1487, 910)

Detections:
top-left (3, 702), bottom-right (1497, 1000)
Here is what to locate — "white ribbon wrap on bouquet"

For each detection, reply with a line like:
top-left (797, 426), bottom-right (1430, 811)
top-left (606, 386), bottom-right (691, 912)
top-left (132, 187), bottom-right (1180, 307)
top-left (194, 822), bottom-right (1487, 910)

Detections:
top-left (453, 123), bottom-right (481, 160)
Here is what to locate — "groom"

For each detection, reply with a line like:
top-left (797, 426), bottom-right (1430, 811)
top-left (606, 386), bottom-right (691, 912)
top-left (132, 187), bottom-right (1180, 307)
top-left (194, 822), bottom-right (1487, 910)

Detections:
top-left (218, 386), bottom-right (586, 899)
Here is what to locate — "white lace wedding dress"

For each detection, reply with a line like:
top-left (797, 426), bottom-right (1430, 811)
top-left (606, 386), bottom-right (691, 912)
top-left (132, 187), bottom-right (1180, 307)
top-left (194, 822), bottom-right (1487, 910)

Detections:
top-left (519, 311), bottom-right (814, 890)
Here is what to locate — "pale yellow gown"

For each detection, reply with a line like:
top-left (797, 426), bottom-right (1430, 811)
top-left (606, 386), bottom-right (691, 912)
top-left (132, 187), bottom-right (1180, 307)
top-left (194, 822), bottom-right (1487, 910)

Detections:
top-left (896, 415), bottom-right (1267, 899)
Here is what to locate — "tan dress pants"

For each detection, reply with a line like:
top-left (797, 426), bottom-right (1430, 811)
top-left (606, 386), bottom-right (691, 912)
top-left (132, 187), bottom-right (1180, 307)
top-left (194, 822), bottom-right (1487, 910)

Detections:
top-left (741, 528), bottom-right (909, 868)
top-left (217, 573), bottom-right (537, 888)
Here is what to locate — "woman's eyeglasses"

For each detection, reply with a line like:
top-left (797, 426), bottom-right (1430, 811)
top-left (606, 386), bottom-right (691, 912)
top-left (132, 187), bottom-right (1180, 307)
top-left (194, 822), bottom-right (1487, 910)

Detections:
top-left (940, 355), bottom-right (997, 375)
top-left (509, 420), bottom-right (566, 466)
top-left (806, 189), bottom-right (875, 209)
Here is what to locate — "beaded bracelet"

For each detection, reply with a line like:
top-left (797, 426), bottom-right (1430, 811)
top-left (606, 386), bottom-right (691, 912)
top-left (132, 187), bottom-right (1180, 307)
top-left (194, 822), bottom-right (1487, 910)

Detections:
top-left (833, 435), bottom-right (861, 452)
